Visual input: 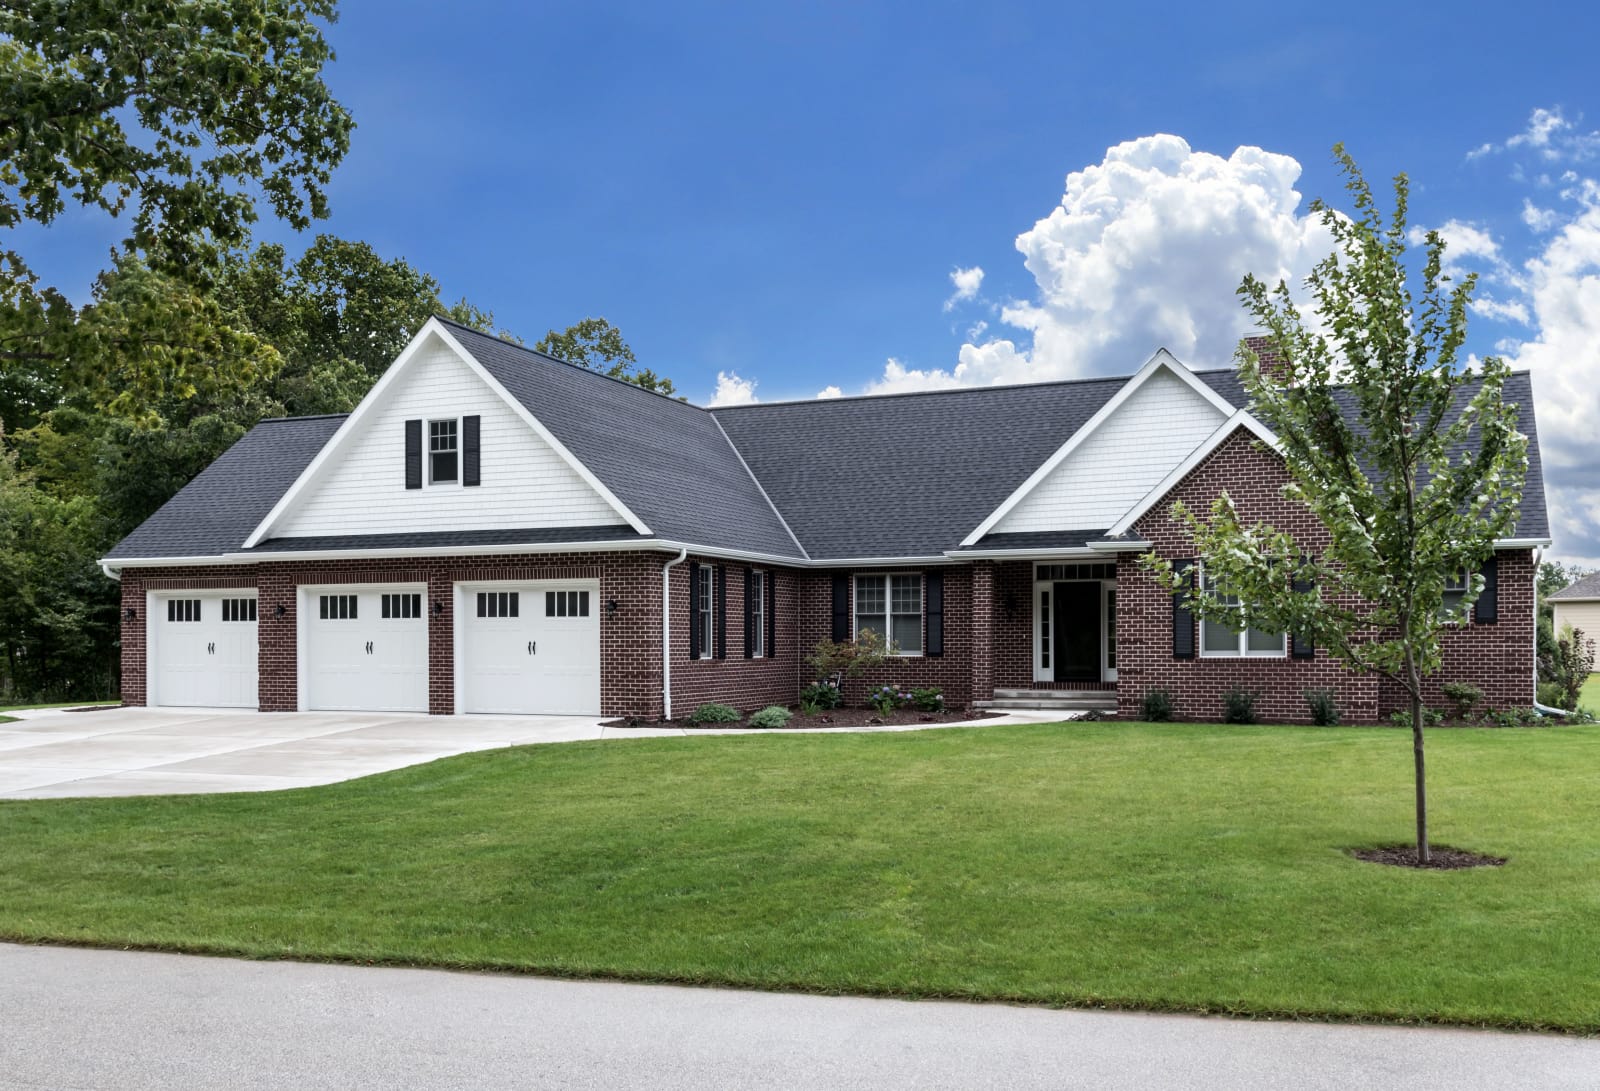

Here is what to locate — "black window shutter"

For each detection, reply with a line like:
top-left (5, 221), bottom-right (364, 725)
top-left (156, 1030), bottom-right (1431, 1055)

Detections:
top-left (1291, 566), bottom-right (1315, 659)
top-left (767, 572), bottom-right (777, 658)
top-left (1477, 556), bottom-right (1499, 624)
top-left (1172, 560), bottom-right (1196, 659)
top-left (404, 419), bottom-right (422, 489)
top-left (462, 414), bottom-right (481, 487)
top-left (715, 565), bottom-right (727, 659)
top-left (926, 571), bottom-right (944, 657)
top-left (743, 568), bottom-right (756, 659)
top-left (688, 561), bottom-right (701, 659)
top-left (831, 575), bottom-right (850, 642)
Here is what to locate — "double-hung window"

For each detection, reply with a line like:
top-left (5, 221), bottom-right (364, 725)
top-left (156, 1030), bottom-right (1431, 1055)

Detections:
top-left (750, 571), bottom-right (766, 658)
top-left (429, 419), bottom-right (458, 484)
top-left (1440, 570), bottom-right (1470, 619)
top-left (855, 574), bottom-right (922, 655)
top-left (696, 565), bottom-right (715, 659)
top-left (1198, 572), bottom-right (1284, 657)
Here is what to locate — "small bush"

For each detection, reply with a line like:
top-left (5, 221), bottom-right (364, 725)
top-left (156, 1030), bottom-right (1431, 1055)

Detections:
top-left (688, 702), bottom-right (741, 725)
top-left (1222, 685), bottom-right (1258, 725)
top-left (1536, 680), bottom-right (1568, 710)
top-left (1305, 688), bottom-right (1340, 726)
top-left (1486, 706), bottom-right (1542, 728)
top-left (1388, 707), bottom-right (1444, 729)
top-left (910, 686), bottom-right (944, 712)
top-left (748, 705), bottom-right (793, 729)
top-left (798, 681), bottom-right (842, 714)
top-left (867, 685), bottom-right (911, 716)
top-left (1140, 688), bottom-right (1174, 722)
top-left (1441, 681), bottom-right (1483, 721)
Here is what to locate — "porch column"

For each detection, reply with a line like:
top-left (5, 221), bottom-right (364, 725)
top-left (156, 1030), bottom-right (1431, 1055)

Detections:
top-left (970, 560), bottom-right (995, 705)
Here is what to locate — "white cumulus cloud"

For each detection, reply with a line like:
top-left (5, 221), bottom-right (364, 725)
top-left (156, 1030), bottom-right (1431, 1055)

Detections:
top-left (858, 134), bottom-right (1335, 393)
top-left (815, 385), bottom-right (843, 399)
top-left (708, 371), bottom-right (758, 407)
top-left (942, 266), bottom-right (985, 311)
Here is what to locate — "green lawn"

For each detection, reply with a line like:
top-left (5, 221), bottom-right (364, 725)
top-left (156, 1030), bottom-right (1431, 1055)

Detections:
top-left (0, 700), bottom-right (116, 713)
top-left (2, 722), bottom-right (1598, 1031)
top-left (1581, 673), bottom-right (1600, 712)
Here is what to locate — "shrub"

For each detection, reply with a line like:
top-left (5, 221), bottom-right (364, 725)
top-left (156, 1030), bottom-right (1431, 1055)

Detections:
top-left (867, 685), bottom-right (910, 716)
top-left (1536, 680), bottom-right (1568, 710)
top-left (1140, 688), bottom-right (1174, 722)
top-left (805, 629), bottom-right (892, 684)
top-left (910, 686), bottom-right (944, 712)
top-left (1441, 681), bottom-right (1483, 721)
top-left (1222, 685), bottom-right (1258, 725)
top-left (798, 681), bottom-right (842, 714)
top-left (1388, 707), bottom-right (1443, 729)
top-left (1539, 624), bottom-right (1596, 711)
top-left (1486, 706), bottom-right (1541, 728)
top-left (687, 702), bottom-right (741, 725)
top-left (748, 705), bottom-right (792, 729)
top-left (1305, 688), bottom-right (1340, 726)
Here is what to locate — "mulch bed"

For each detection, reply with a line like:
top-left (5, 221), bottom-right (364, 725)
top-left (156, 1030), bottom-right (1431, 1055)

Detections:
top-left (604, 708), bottom-right (1001, 730)
top-left (1351, 845), bottom-right (1507, 870)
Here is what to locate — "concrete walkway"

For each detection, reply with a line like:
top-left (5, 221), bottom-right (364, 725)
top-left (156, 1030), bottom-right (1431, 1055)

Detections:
top-left (2, 943), bottom-right (1595, 1090)
top-left (0, 705), bottom-right (1060, 799)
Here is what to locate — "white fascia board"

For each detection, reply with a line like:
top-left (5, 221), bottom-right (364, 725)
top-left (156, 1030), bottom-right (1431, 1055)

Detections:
top-left (1086, 539), bottom-right (1152, 552)
top-left (957, 349), bottom-right (1238, 548)
top-left (943, 547), bottom-right (1109, 561)
top-left (240, 319), bottom-right (652, 549)
top-left (1494, 538), bottom-right (1552, 549)
top-left (1105, 411), bottom-right (1281, 538)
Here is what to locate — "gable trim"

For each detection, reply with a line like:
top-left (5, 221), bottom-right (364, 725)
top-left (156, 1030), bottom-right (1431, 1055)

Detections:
top-left (958, 350), bottom-right (1239, 547)
top-left (241, 319), bottom-right (651, 548)
top-left (1104, 411), bottom-right (1281, 537)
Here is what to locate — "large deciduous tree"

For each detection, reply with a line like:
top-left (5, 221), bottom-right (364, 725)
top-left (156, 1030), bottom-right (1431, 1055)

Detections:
top-left (535, 317), bottom-right (677, 396)
top-left (1143, 147), bottom-right (1529, 865)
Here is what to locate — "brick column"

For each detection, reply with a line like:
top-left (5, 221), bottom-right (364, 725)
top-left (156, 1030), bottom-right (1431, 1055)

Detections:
top-left (428, 568), bottom-right (454, 714)
top-left (970, 561), bottom-right (995, 704)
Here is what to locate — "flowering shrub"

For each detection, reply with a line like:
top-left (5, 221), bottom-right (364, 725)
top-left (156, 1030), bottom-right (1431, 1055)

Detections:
top-left (799, 681), bottom-right (842, 714)
top-left (868, 685), bottom-right (912, 716)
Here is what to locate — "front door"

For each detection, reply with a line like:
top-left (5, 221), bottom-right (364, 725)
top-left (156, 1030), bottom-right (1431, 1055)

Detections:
top-left (1053, 581), bottom-right (1101, 683)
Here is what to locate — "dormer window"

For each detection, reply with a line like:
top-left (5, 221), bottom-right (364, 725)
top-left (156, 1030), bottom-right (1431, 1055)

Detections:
top-left (429, 419), bottom-right (458, 484)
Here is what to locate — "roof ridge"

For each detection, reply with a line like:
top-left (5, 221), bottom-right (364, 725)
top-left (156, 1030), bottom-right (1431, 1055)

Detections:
top-left (709, 371), bottom-right (1144, 411)
top-left (257, 413), bottom-right (351, 423)
top-left (432, 314), bottom-right (705, 410)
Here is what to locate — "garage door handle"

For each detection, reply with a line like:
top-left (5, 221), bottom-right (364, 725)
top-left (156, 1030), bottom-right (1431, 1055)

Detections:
top-left (207, 642), bottom-right (214, 655)
top-left (527, 641), bottom-right (536, 655)
top-left (366, 641), bottom-right (373, 655)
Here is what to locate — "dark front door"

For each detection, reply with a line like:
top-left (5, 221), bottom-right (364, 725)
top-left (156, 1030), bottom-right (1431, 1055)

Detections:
top-left (1053, 582), bottom-right (1101, 683)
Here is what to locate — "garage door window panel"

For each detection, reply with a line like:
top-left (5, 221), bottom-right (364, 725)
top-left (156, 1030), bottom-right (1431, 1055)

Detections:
top-left (319, 594), bottom-right (358, 620)
top-left (478, 591), bottom-right (519, 618)
top-left (545, 590), bottom-right (589, 617)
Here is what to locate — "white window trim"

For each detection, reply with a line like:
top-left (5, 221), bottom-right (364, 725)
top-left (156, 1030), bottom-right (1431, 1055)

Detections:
top-left (751, 570), bottom-right (766, 659)
top-left (427, 417), bottom-right (460, 488)
top-left (854, 572), bottom-right (924, 657)
top-left (1197, 568), bottom-right (1287, 659)
top-left (1441, 570), bottom-right (1471, 622)
top-left (697, 565), bottom-right (715, 660)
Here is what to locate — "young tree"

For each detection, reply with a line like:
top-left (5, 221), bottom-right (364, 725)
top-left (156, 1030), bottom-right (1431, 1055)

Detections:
top-left (1143, 147), bottom-right (1529, 864)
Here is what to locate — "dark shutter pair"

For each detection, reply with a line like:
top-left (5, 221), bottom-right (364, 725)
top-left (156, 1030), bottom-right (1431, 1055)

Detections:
top-left (1170, 559), bottom-right (1318, 659)
top-left (404, 416), bottom-right (480, 489)
top-left (688, 562), bottom-right (728, 659)
top-left (828, 572), bottom-right (943, 656)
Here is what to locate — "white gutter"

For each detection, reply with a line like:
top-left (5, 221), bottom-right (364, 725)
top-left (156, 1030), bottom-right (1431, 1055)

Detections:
top-left (99, 560), bottom-right (121, 580)
top-left (662, 547), bottom-right (688, 720)
top-left (943, 547), bottom-right (1111, 561)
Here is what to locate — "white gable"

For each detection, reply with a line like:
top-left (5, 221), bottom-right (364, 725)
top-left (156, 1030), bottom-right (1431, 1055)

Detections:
top-left (269, 334), bottom-right (625, 540)
top-left (993, 367), bottom-right (1228, 533)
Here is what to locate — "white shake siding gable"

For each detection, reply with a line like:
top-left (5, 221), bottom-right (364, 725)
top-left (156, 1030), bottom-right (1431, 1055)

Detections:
top-left (274, 342), bottom-right (625, 538)
top-left (994, 368), bottom-right (1228, 533)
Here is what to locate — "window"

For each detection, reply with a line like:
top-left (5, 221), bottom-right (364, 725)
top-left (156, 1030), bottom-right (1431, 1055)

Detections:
top-left (382, 593), bottom-right (421, 619)
top-left (1105, 588), bottom-right (1117, 670)
top-left (429, 419), bottom-right (458, 484)
top-left (1441, 571), bottom-right (1470, 619)
top-left (221, 598), bottom-right (257, 623)
top-left (166, 599), bottom-right (202, 622)
top-left (1039, 588), bottom-right (1051, 670)
top-left (1198, 572), bottom-right (1283, 657)
top-left (476, 591), bottom-right (519, 618)
top-left (544, 590), bottom-right (590, 617)
top-left (696, 566), bottom-right (714, 658)
top-left (751, 571), bottom-right (766, 658)
top-left (1036, 563), bottom-right (1114, 581)
top-left (319, 595), bottom-right (358, 620)
top-left (855, 574), bottom-right (922, 655)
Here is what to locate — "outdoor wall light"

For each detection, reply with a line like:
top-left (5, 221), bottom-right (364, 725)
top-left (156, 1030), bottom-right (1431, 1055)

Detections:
top-left (607, 599), bottom-right (618, 614)
top-left (124, 606), bottom-right (137, 620)
top-left (433, 600), bottom-right (444, 614)
top-left (274, 604), bottom-right (286, 617)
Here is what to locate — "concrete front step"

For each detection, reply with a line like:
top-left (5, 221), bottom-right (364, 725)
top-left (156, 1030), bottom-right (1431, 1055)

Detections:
top-left (976, 696), bottom-right (1118, 712)
top-left (992, 688), bottom-right (1115, 700)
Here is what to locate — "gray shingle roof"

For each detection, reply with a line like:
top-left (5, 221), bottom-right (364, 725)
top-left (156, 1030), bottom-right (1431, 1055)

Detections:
top-left (1549, 570), bottom-right (1600, 601)
top-left (950, 530), bottom-right (1110, 553)
top-left (248, 526), bottom-right (647, 553)
top-left (105, 415), bottom-right (345, 560)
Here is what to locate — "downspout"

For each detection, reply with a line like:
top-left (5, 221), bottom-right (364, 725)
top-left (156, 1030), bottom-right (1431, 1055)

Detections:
top-left (662, 548), bottom-right (688, 720)
top-left (1529, 545), bottom-right (1574, 717)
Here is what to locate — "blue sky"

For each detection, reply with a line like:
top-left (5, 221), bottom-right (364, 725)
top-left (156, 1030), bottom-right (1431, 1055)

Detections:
top-left (27, 1), bottom-right (1600, 559)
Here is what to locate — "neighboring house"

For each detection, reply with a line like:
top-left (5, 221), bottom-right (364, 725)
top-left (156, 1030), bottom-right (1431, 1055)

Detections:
top-left (104, 318), bottom-right (1550, 723)
top-left (1548, 572), bottom-right (1600, 644)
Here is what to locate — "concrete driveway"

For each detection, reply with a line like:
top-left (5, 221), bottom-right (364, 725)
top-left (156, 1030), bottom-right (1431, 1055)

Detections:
top-left (0, 706), bottom-right (614, 799)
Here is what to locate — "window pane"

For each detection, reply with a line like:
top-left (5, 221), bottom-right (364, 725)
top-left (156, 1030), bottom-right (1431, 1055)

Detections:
top-left (1246, 626), bottom-right (1283, 654)
top-left (855, 576), bottom-right (885, 617)
top-left (1105, 589), bottom-right (1116, 669)
top-left (1201, 617), bottom-right (1240, 655)
top-left (857, 613), bottom-right (886, 642)
top-left (891, 574), bottom-right (922, 614)
top-left (577, 591), bottom-right (589, 616)
top-left (892, 613), bottom-right (921, 654)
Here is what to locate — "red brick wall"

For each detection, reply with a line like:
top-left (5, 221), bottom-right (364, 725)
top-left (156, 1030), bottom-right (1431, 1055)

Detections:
top-left (668, 556), bottom-right (803, 717)
top-left (795, 567), bottom-right (975, 709)
top-left (1120, 427), bottom-right (1534, 723)
top-left (118, 566), bottom-right (261, 707)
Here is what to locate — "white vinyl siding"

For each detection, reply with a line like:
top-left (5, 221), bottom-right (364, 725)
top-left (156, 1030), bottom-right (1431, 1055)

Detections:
top-left (994, 368), bottom-right (1227, 533)
top-left (1551, 601), bottom-right (1600, 643)
top-left (855, 574), bottom-right (922, 655)
top-left (275, 337), bottom-right (624, 538)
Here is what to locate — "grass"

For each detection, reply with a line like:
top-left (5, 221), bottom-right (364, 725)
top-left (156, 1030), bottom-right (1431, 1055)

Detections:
top-left (0, 699), bottom-right (116, 713)
top-left (0, 716), bottom-right (15, 725)
top-left (2, 722), bottom-right (1598, 1032)
top-left (1581, 673), bottom-right (1600, 712)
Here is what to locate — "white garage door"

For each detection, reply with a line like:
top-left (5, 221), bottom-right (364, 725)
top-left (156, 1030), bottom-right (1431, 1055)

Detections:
top-left (151, 593), bottom-right (259, 708)
top-left (303, 586), bottom-right (429, 712)
top-left (459, 582), bottom-right (600, 715)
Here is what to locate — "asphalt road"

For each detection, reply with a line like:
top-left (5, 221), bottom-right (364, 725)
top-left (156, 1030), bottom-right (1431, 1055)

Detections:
top-left (2, 943), bottom-right (1596, 1090)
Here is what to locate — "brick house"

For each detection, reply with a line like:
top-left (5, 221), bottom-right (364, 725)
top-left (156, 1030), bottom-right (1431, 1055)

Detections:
top-left (103, 318), bottom-right (1549, 722)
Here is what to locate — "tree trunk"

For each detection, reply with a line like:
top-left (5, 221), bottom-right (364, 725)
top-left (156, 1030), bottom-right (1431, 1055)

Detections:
top-left (1407, 656), bottom-right (1430, 865)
